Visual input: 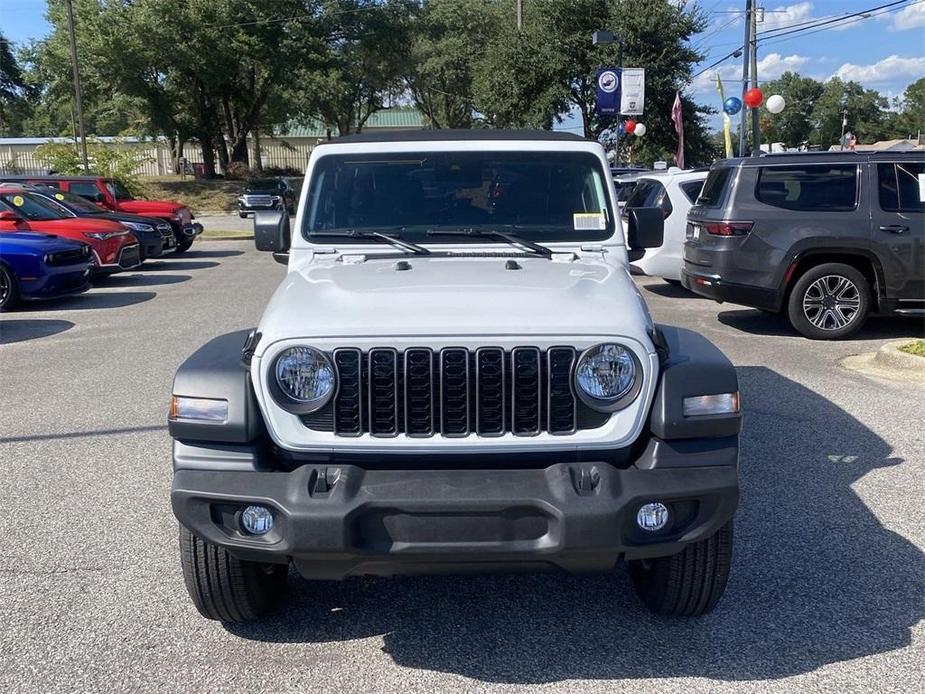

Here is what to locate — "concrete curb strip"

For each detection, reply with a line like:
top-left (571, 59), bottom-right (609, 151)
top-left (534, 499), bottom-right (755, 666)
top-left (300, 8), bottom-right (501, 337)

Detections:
top-left (874, 340), bottom-right (925, 374)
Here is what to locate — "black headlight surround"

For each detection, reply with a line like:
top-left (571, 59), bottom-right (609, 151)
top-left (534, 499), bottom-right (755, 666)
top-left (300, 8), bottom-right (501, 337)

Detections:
top-left (268, 346), bottom-right (337, 415)
top-left (573, 343), bottom-right (644, 413)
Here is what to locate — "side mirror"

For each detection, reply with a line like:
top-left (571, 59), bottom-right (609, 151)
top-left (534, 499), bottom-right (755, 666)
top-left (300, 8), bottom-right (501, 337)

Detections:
top-left (626, 207), bottom-right (664, 249)
top-left (254, 209), bottom-right (291, 252)
top-left (0, 209), bottom-right (21, 221)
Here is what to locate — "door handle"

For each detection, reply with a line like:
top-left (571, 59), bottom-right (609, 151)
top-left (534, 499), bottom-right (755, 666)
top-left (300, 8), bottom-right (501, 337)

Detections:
top-left (879, 224), bottom-right (908, 234)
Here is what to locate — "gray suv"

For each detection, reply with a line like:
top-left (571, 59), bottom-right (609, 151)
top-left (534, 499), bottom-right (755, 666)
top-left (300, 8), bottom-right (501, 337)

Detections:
top-left (682, 152), bottom-right (924, 339)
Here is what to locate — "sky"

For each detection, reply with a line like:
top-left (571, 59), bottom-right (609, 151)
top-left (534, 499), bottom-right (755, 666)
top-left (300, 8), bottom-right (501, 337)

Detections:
top-left (1, 0), bottom-right (923, 134)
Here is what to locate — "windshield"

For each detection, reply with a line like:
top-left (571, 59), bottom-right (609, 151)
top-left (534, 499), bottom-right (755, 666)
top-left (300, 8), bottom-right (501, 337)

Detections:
top-left (0, 191), bottom-right (71, 221)
top-left (247, 179), bottom-right (282, 191)
top-left (106, 180), bottom-right (133, 200)
top-left (38, 188), bottom-right (106, 214)
top-left (303, 151), bottom-right (614, 243)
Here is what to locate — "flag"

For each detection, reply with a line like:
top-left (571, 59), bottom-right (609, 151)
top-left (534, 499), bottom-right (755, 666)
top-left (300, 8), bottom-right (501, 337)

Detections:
top-left (715, 74), bottom-right (733, 158)
top-left (672, 91), bottom-right (685, 169)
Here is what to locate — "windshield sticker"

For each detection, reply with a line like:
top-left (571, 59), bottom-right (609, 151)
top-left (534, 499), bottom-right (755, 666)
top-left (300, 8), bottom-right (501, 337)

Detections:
top-left (55, 193), bottom-right (65, 201)
top-left (918, 173), bottom-right (925, 203)
top-left (573, 212), bottom-right (606, 231)
top-left (12, 195), bottom-right (24, 207)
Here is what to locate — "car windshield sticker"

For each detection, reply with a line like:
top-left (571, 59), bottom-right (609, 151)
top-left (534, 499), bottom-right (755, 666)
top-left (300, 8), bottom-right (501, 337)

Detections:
top-left (12, 195), bottom-right (24, 207)
top-left (918, 173), bottom-right (925, 202)
top-left (573, 212), bottom-right (607, 231)
top-left (55, 193), bottom-right (65, 201)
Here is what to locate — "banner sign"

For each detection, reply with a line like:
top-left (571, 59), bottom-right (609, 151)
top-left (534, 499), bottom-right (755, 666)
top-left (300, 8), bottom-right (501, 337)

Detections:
top-left (619, 68), bottom-right (645, 115)
top-left (595, 67), bottom-right (621, 116)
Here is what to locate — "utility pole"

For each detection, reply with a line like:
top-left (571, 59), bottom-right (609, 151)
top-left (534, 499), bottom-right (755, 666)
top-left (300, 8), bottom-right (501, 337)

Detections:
top-left (65, 0), bottom-right (89, 173)
top-left (516, 0), bottom-right (523, 31)
top-left (750, 2), bottom-right (760, 156)
top-left (738, 0), bottom-right (752, 156)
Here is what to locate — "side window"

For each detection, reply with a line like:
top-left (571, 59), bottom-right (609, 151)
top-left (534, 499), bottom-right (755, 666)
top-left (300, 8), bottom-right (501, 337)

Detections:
top-left (68, 181), bottom-right (102, 200)
top-left (697, 167), bottom-right (732, 207)
top-left (755, 164), bottom-right (858, 211)
top-left (878, 162), bottom-right (925, 213)
top-left (680, 180), bottom-right (704, 204)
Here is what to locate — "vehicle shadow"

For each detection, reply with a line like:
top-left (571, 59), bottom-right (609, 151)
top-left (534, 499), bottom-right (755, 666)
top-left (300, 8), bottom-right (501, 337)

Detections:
top-left (91, 273), bottom-right (191, 287)
top-left (226, 367), bottom-right (923, 684)
top-left (177, 249), bottom-right (245, 259)
top-left (12, 291), bottom-right (156, 312)
top-left (143, 260), bottom-right (220, 272)
top-left (718, 309), bottom-right (924, 340)
top-left (643, 282), bottom-right (700, 299)
top-left (0, 318), bottom-right (74, 344)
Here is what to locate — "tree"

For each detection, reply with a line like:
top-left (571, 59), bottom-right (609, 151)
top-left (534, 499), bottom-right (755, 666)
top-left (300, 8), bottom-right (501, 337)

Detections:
top-left (0, 32), bottom-right (31, 136)
top-left (809, 77), bottom-right (887, 148)
top-left (759, 72), bottom-right (824, 148)
top-left (885, 77), bottom-right (925, 140)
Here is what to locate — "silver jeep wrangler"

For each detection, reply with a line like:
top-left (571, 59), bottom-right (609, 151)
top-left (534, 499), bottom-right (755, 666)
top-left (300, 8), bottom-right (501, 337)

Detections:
top-left (169, 131), bottom-right (741, 622)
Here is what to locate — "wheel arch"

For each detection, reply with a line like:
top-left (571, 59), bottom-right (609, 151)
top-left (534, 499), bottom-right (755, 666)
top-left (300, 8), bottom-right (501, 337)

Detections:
top-left (782, 248), bottom-right (884, 310)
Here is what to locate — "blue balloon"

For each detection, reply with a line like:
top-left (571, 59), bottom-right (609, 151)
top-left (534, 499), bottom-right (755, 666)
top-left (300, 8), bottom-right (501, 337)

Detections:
top-left (618, 122), bottom-right (626, 135)
top-left (723, 97), bottom-right (742, 115)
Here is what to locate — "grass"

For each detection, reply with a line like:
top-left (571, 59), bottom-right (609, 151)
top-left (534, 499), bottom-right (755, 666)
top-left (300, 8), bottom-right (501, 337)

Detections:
top-left (898, 339), bottom-right (925, 358)
top-left (199, 228), bottom-right (253, 239)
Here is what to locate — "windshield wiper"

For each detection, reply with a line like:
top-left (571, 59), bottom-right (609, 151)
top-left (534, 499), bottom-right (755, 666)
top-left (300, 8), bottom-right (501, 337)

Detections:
top-left (425, 228), bottom-right (552, 258)
top-left (317, 229), bottom-right (431, 255)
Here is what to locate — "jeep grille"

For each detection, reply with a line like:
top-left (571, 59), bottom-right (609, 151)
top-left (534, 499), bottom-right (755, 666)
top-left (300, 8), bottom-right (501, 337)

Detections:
top-left (303, 347), bottom-right (606, 438)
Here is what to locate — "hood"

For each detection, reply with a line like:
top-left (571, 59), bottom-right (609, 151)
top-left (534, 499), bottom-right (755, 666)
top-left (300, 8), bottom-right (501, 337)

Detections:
top-left (117, 199), bottom-right (184, 215)
top-left (0, 231), bottom-right (85, 252)
top-left (25, 217), bottom-right (126, 233)
top-left (257, 254), bottom-right (653, 348)
top-left (93, 211), bottom-right (165, 226)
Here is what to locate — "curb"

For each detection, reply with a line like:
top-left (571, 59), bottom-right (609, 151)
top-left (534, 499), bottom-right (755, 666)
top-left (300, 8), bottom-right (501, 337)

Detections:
top-left (201, 235), bottom-right (254, 241)
top-left (874, 340), bottom-right (925, 374)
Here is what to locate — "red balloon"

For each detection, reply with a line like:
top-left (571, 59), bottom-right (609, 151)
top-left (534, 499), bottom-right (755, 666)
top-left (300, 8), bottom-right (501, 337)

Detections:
top-left (625, 119), bottom-right (637, 134)
top-left (744, 87), bottom-right (764, 108)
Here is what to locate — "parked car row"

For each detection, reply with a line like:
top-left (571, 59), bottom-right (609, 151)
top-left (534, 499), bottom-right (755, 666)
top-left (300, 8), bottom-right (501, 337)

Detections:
top-left (0, 176), bottom-right (204, 311)
top-left (625, 151), bottom-right (924, 339)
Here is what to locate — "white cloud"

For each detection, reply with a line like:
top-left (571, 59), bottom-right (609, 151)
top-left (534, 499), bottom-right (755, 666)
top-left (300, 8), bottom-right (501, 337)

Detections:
top-left (759, 2), bottom-right (814, 31)
top-left (692, 52), bottom-right (810, 93)
top-left (883, 2), bottom-right (925, 30)
top-left (831, 55), bottom-right (925, 83)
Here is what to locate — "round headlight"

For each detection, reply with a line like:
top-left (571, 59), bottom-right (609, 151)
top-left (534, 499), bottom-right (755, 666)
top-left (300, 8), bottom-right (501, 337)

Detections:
top-left (273, 346), bottom-right (335, 410)
top-left (575, 343), bottom-right (639, 411)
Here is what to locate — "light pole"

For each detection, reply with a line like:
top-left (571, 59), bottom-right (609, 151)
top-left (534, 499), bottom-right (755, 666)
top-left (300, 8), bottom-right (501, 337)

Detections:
top-left (591, 30), bottom-right (622, 164)
top-left (65, 0), bottom-right (89, 173)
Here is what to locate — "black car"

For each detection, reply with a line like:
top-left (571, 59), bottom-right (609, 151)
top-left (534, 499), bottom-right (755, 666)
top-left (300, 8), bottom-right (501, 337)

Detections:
top-left (237, 177), bottom-right (296, 218)
top-left (683, 151), bottom-right (924, 339)
top-left (0, 184), bottom-right (176, 260)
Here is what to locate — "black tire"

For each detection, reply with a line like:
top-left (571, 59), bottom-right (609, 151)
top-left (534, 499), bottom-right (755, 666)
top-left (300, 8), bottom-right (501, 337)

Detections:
top-left (239, 212), bottom-right (248, 219)
top-left (175, 238), bottom-right (194, 253)
top-left (0, 263), bottom-right (20, 311)
top-left (178, 524), bottom-right (287, 622)
top-left (630, 520), bottom-right (733, 617)
top-left (787, 263), bottom-right (870, 340)
top-left (662, 278), bottom-right (683, 287)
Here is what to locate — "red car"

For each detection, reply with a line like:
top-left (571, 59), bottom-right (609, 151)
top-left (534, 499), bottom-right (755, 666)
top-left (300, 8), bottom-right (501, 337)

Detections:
top-left (0, 188), bottom-right (140, 274)
top-left (0, 175), bottom-right (202, 252)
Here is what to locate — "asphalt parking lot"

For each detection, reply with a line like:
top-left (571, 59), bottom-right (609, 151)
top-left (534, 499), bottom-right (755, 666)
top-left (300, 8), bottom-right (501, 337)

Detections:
top-left (1, 240), bottom-right (923, 693)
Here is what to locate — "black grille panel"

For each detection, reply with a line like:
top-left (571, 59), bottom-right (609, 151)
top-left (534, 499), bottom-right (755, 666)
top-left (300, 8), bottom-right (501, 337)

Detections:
top-left (320, 346), bottom-right (605, 438)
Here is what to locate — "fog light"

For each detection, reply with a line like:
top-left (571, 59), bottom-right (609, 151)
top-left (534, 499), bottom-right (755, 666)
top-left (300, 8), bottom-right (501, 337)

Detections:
top-left (240, 505), bottom-right (274, 535)
top-left (636, 502), bottom-right (669, 532)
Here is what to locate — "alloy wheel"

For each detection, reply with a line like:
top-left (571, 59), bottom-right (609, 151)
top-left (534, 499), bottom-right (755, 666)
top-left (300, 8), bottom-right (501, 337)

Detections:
top-left (802, 274), bottom-right (861, 331)
top-left (0, 266), bottom-right (10, 306)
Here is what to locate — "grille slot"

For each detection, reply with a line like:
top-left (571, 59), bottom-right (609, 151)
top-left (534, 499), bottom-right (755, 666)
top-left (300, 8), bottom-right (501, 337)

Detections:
top-left (322, 346), bottom-right (605, 438)
top-left (511, 347), bottom-right (542, 436)
top-left (440, 348), bottom-right (470, 437)
top-left (547, 347), bottom-right (577, 435)
top-left (404, 348), bottom-right (435, 437)
top-left (368, 348), bottom-right (398, 436)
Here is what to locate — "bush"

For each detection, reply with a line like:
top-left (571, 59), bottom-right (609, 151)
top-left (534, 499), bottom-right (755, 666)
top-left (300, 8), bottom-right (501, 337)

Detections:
top-left (224, 161), bottom-right (251, 180)
top-left (34, 138), bottom-right (152, 197)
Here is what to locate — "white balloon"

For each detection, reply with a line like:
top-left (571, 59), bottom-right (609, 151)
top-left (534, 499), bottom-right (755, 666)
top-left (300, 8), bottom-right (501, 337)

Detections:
top-left (767, 94), bottom-right (786, 114)
top-left (633, 123), bottom-right (646, 137)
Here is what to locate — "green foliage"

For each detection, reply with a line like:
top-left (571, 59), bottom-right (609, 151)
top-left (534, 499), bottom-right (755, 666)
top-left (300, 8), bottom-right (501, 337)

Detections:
top-left (34, 138), bottom-right (152, 196)
top-left (885, 78), bottom-right (925, 140)
top-left (759, 72), bottom-right (825, 148)
top-left (0, 31), bottom-right (30, 136)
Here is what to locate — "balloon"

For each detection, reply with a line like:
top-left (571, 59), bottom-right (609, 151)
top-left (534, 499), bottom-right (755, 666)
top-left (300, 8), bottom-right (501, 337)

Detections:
top-left (766, 94), bottom-right (785, 114)
top-left (618, 122), bottom-right (626, 135)
top-left (633, 123), bottom-right (646, 137)
top-left (744, 87), bottom-right (764, 108)
top-left (723, 97), bottom-right (742, 115)
top-left (625, 119), bottom-right (637, 134)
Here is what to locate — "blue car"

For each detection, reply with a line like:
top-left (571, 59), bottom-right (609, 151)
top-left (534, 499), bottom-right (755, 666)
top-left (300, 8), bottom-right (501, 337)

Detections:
top-left (0, 232), bottom-right (92, 311)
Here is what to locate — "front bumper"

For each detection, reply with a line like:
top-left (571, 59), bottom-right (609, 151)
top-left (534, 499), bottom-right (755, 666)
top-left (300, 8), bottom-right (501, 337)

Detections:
top-left (92, 243), bottom-right (142, 274)
top-left (681, 267), bottom-right (781, 311)
top-left (21, 266), bottom-right (91, 300)
top-left (172, 442), bottom-right (738, 580)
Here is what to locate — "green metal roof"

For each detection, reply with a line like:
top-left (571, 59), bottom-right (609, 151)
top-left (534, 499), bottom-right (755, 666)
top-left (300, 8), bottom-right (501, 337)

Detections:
top-left (275, 109), bottom-right (425, 138)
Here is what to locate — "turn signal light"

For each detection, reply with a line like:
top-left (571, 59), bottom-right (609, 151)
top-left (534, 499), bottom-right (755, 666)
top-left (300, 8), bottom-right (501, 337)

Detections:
top-left (682, 392), bottom-right (740, 417)
top-left (169, 395), bottom-right (228, 422)
top-left (704, 221), bottom-right (753, 236)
